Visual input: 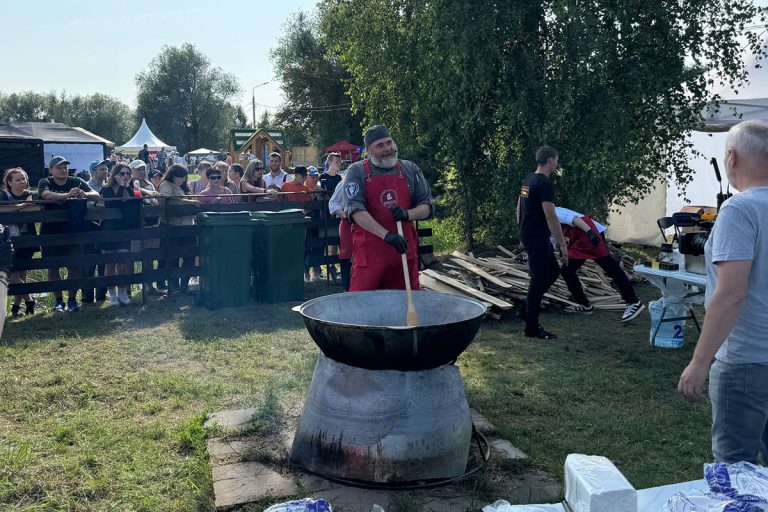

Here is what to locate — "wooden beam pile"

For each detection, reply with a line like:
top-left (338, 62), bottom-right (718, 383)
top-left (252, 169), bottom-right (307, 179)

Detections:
top-left (419, 245), bottom-right (640, 319)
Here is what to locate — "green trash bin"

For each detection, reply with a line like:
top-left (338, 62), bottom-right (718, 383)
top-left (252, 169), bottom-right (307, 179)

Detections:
top-left (251, 209), bottom-right (310, 303)
top-left (196, 211), bottom-right (254, 308)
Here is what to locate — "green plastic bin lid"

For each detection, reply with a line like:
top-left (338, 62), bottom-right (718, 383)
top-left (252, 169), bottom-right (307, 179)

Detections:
top-left (250, 209), bottom-right (310, 225)
top-left (196, 211), bottom-right (254, 226)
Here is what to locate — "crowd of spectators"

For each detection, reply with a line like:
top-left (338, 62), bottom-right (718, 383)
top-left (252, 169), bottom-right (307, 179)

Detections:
top-left (0, 151), bottom-right (346, 314)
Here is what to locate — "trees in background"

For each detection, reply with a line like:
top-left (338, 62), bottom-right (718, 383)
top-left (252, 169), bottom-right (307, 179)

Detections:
top-left (320, 0), bottom-right (766, 246)
top-left (271, 10), bottom-right (364, 148)
top-left (0, 91), bottom-right (135, 145)
top-left (135, 43), bottom-right (245, 153)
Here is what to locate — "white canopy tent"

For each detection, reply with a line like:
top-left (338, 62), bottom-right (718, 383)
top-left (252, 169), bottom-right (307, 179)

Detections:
top-left (606, 32), bottom-right (768, 245)
top-left (115, 118), bottom-right (175, 154)
top-left (186, 148), bottom-right (216, 156)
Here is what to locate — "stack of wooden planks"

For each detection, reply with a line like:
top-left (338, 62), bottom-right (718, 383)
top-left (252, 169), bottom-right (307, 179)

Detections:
top-left (419, 245), bottom-right (641, 320)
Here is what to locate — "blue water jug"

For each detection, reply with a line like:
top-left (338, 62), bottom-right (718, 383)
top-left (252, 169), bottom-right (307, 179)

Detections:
top-left (649, 299), bottom-right (686, 348)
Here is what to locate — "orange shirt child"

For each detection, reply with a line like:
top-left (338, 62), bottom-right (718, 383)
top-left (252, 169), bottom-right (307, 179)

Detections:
top-left (280, 180), bottom-right (310, 203)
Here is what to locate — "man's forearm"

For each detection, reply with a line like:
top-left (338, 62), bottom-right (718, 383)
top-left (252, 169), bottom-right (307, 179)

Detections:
top-left (545, 215), bottom-right (566, 246)
top-left (573, 217), bottom-right (592, 233)
top-left (40, 192), bottom-right (69, 201)
top-left (690, 291), bottom-right (745, 365)
top-left (407, 203), bottom-right (431, 221)
top-left (351, 210), bottom-right (389, 239)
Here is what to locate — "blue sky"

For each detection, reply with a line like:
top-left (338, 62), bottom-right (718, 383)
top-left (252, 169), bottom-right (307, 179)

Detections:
top-left (3, 0), bottom-right (318, 124)
top-left (4, 0), bottom-right (767, 126)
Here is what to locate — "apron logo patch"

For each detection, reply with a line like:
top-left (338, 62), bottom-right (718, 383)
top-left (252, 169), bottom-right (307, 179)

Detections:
top-left (379, 189), bottom-right (399, 208)
top-left (345, 182), bottom-right (360, 199)
top-left (520, 185), bottom-right (529, 198)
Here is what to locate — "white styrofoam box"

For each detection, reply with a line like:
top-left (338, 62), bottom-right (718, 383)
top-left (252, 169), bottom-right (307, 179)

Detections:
top-left (564, 454), bottom-right (638, 512)
top-left (481, 500), bottom-right (566, 512)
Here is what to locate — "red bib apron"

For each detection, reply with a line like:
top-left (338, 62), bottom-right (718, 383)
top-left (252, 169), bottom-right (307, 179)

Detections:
top-left (339, 218), bottom-right (352, 260)
top-left (563, 216), bottom-right (609, 260)
top-left (349, 159), bottom-right (420, 291)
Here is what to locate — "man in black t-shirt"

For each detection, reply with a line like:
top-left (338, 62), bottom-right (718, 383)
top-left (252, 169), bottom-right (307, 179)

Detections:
top-left (516, 146), bottom-right (568, 339)
top-left (138, 144), bottom-right (150, 165)
top-left (38, 156), bottom-right (101, 312)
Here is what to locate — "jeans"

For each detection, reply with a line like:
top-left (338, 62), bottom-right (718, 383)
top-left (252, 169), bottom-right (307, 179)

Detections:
top-left (560, 255), bottom-right (638, 306)
top-left (522, 236), bottom-right (560, 334)
top-left (710, 359), bottom-right (768, 463)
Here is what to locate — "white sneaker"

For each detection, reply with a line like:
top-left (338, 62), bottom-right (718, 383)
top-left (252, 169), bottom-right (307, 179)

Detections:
top-left (564, 303), bottom-right (594, 314)
top-left (621, 301), bottom-right (645, 322)
top-left (117, 289), bottom-right (131, 305)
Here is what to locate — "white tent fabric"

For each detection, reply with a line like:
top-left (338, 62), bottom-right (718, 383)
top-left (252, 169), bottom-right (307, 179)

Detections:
top-left (606, 181), bottom-right (667, 245)
top-left (667, 131), bottom-right (729, 215)
top-left (704, 34), bottom-right (768, 128)
top-left (115, 118), bottom-right (175, 154)
top-left (44, 143), bottom-right (104, 175)
top-left (186, 148), bottom-right (215, 156)
top-left (606, 33), bottom-right (767, 244)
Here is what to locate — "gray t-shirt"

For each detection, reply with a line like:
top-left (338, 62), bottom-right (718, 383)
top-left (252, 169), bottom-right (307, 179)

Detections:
top-left (343, 159), bottom-right (434, 219)
top-left (705, 188), bottom-right (768, 363)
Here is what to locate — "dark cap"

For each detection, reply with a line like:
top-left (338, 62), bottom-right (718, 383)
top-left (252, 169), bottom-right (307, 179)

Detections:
top-left (364, 125), bottom-right (391, 147)
top-left (148, 170), bottom-right (163, 179)
top-left (294, 166), bottom-right (308, 176)
top-left (49, 155), bottom-right (70, 168)
top-left (89, 159), bottom-right (110, 172)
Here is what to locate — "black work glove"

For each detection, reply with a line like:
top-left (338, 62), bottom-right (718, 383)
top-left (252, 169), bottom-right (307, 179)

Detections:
top-left (389, 205), bottom-right (409, 222)
top-left (384, 232), bottom-right (407, 254)
top-left (587, 230), bottom-right (601, 246)
top-left (0, 225), bottom-right (14, 274)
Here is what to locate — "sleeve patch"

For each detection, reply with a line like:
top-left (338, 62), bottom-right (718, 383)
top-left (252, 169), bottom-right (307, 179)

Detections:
top-left (345, 182), bottom-right (360, 199)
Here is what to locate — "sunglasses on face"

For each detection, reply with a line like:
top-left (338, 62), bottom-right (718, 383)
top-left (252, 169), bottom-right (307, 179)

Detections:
top-left (118, 171), bottom-right (132, 177)
top-left (208, 175), bottom-right (222, 180)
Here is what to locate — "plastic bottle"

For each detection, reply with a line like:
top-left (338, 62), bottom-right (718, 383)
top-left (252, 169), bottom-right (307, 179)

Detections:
top-left (670, 243), bottom-right (685, 269)
top-left (648, 299), bottom-right (686, 348)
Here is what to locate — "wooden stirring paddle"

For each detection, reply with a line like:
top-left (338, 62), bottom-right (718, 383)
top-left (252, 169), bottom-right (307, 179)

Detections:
top-left (396, 220), bottom-right (420, 327)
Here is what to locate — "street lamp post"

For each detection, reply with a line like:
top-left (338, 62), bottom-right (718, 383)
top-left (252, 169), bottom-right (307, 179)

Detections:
top-left (252, 80), bottom-right (272, 128)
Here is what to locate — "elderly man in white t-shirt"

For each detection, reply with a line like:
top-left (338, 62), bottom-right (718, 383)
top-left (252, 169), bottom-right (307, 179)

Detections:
top-left (679, 120), bottom-right (768, 464)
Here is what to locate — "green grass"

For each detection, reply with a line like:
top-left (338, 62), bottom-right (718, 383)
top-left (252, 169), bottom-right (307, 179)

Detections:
top-left (460, 282), bottom-right (710, 489)
top-left (0, 280), bottom-right (711, 510)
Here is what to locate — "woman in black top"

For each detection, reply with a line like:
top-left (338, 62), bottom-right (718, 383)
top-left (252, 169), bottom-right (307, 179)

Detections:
top-left (100, 163), bottom-right (141, 305)
top-left (1, 168), bottom-right (38, 317)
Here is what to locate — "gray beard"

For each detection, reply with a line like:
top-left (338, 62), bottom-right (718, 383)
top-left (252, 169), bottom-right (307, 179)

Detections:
top-left (370, 152), bottom-right (398, 169)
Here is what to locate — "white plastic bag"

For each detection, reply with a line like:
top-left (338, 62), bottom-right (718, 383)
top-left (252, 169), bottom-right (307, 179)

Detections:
top-left (662, 490), bottom-right (762, 511)
top-left (705, 462), bottom-right (768, 505)
top-left (481, 500), bottom-right (565, 512)
top-left (564, 454), bottom-right (637, 512)
top-left (263, 498), bottom-right (332, 512)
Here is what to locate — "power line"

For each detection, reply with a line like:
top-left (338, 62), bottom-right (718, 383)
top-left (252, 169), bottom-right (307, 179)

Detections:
top-left (245, 101), bottom-right (352, 111)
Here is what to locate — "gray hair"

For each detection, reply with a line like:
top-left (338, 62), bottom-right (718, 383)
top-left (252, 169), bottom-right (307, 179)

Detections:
top-left (726, 121), bottom-right (768, 161)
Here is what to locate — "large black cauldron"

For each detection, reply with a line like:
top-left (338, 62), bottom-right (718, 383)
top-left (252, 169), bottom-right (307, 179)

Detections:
top-left (295, 290), bottom-right (487, 371)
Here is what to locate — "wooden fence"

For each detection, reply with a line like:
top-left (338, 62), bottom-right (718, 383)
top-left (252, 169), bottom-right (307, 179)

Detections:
top-left (0, 192), bottom-right (433, 302)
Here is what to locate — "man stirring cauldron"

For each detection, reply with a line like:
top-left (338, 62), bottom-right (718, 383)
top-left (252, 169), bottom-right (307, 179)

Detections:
top-left (344, 125), bottom-right (434, 291)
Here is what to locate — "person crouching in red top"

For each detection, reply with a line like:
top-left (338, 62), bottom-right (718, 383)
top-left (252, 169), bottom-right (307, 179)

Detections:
top-left (556, 206), bottom-right (644, 322)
